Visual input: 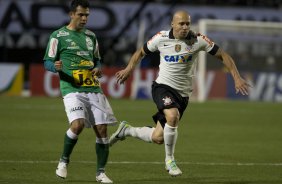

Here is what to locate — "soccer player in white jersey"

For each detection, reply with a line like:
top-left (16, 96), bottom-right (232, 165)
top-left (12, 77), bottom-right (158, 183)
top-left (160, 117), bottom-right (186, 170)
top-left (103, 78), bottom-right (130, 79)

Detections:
top-left (110, 10), bottom-right (250, 176)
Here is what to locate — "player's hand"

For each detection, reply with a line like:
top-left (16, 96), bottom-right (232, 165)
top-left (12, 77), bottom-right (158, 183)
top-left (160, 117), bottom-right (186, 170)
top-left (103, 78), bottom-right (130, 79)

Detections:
top-left (234, 77), bottom-right (252, 95)
top-left (91, 67), bottom-right (102, 78)
top-left (54, 60), bottom-right (63, 71)
top-left (115, 69), bottom-right (131, 84)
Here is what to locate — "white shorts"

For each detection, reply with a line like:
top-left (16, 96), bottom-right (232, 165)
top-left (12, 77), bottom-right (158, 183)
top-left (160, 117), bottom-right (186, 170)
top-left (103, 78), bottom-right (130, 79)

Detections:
top-left (63, 92), bottom-right (117, 128)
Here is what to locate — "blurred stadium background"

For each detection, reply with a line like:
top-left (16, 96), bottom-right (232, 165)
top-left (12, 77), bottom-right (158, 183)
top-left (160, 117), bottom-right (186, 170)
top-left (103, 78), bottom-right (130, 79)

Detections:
top-left (1, 0), bottom-right (282, 102)
top-left (1, 1), bottom-right (282, 184)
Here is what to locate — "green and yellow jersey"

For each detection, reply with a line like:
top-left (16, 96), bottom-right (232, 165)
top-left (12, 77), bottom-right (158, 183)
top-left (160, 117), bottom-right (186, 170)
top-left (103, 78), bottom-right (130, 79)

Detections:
top-left (44, 26), bottom-right (102, 96)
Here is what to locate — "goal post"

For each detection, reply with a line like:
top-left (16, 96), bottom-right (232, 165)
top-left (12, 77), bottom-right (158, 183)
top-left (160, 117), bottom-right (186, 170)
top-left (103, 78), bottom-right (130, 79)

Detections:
top-left (197, 19), bottom-right (282, 102)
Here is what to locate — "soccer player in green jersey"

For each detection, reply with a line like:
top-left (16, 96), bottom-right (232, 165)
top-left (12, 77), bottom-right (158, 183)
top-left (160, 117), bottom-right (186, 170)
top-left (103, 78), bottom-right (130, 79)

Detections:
top-left (43, 0), bottom-right (116, 183)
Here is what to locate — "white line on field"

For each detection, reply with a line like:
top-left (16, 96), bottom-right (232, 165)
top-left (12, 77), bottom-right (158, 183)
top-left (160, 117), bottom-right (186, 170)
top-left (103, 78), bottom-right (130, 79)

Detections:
top-left (0, 160), bottom-right (282, 166)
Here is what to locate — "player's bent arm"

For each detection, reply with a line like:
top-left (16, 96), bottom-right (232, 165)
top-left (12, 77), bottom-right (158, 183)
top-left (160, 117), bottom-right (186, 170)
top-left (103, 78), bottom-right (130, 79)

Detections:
top-left (44, 60), bottom-right (62, 73)
top-left (93, 58), bottom-right (102, 69)
top-left (116, 47), bottom-right (146, 84)
top-left (44, 60), bottom-right (57, 73)
top-left (126, 47), bottom-right (146, 72)
top-left (91, 59), bottom-right (102, 77)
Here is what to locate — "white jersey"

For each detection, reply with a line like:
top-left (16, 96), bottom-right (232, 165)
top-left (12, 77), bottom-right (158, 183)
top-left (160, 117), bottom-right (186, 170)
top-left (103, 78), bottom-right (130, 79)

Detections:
top-left (144, 30), bottom-right (218, 97)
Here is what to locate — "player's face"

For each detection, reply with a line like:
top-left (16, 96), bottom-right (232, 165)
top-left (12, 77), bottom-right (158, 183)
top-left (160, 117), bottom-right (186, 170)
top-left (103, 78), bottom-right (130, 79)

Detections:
top-left (70, 6), bottom-right (89, 31)
top-left (172, 14), bottom-right (191, 39)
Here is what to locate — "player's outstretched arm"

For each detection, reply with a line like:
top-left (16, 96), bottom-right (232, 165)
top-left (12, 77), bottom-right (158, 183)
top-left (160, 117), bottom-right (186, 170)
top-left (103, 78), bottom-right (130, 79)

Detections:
top-left (214, 48), bottom-right (251, 95)
top-left (116, 47), bottom-right (146, 84)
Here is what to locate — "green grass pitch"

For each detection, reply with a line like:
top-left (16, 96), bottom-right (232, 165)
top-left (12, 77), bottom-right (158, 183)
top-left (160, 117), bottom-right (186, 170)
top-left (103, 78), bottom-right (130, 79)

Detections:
top-left (0, 96), bottom-right (281, 184)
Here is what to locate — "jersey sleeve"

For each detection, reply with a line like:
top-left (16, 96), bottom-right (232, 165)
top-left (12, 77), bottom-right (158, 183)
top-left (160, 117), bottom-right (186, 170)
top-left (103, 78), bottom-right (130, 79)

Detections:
top-left (43, 32), bottom-right (60, 62)
top-left (197, 33), bottom-right (218, 55)
top-left (143, 31), bottom-right (163, 54)
top-left (93, 38), bottom-right (102, 68)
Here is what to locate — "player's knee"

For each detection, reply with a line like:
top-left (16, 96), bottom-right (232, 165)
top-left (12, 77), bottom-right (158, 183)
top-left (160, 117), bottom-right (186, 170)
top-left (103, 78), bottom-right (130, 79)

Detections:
top-left (166, 115), bottom-right (179, 124)
top-left (70, 119), bottom-right (85, 134)
top-left (94, 124), bottom-right (108, 137)
top-left (152, 135), bottom-right (164, 145)
top-left (164, 110), bottom-right (180, 126)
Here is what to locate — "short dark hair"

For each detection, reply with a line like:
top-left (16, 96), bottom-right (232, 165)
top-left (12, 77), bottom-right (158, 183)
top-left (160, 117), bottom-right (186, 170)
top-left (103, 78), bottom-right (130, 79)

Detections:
top-left (70, 0), bottom-right (90, 12)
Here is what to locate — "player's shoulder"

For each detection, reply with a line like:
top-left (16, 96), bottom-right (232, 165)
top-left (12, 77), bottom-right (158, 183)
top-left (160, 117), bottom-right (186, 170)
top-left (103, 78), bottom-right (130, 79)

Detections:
top-left (158, 30), bottom-right (170, 38)
top-left (195, 31), bottom-right (214, 45)
top-left (150, 30), bottom-right (170, 41)
top-left (84, 29), bottom-right (96, 37)
top-left (159, 30), bottom-right (170, 36)
top-left (50, 26), bottom-right (70, 38)
top-left (84, 29), bottom-right (97, 40)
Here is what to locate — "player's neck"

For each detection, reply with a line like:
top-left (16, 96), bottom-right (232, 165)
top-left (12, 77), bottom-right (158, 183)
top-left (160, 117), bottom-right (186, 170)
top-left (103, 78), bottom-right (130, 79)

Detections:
top-left (66, 24), bottom-right (82, 32)
top-left (173, 32), bottom-right (182, 40)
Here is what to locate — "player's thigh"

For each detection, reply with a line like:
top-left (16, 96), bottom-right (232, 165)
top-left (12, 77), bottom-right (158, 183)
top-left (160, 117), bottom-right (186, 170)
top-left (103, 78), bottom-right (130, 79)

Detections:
top-left (87, 93), bottom-right (117, 126)
top-left (63, 93), bottom-right (87, 124)
top-left (70, 118), bottom-right (85, 135)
